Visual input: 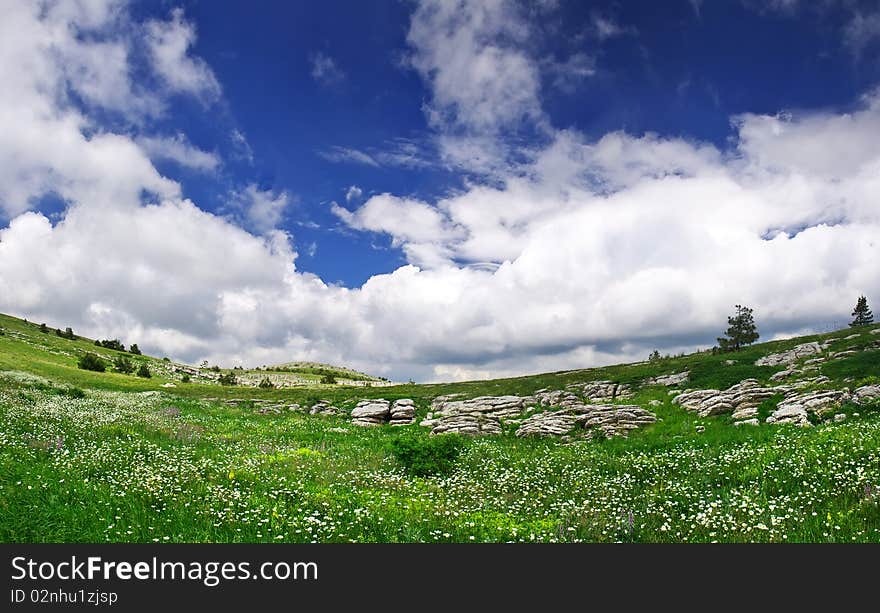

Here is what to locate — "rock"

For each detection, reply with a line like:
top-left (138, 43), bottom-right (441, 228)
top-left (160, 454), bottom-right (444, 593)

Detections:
top-left (533, 389), bottom-right (584, 409)
top-left (735, 419), bottom-right (759, 427)
top-left (161, 382), bottom-right (176, 388)
top-left (389, 398), bottom-right (416, 425)
top-left (695, 425), bottom-right (705, 433)
top-left (767, 405), bottom-right (810, 427)
top-left (871, 328), bottom-right (880, 335)
top-left (852, 385), bottom-right (880, 405)
top-left (427, 395), bottom-right (537, 434)
top-left (648, 399), bottom-right (661, 407)
top-left (351, 399), bottom-right (391, 420)
top-left (731, 406), bottom-right (758, 421)
top-left (769, 389), bottom-right (850, 425)
top-left (833, 413), bottom-right (847, 422)
top-left (565, 380), bottom-right (633, 401)
top-left (755, 342), bottom-right (827, 367)
top-left (646, 371), bottom-right (689, 387)
top-left (724, 360), bottom-right (736, 365)
top-left (287, 403), bottom-right (302, 412)
top-left (770, 367), bottom-right (799, 381)
top-left (673, 379), bottom-right (778, 418)
top-left (309, 401), bottom-right (340, 416)
top-left (516, 404), bottom-right (656, 439)
top-left (830, 350), bottom-right (856, 359)
top-left (843, 334), bottom-right (861, 340)
top-left (327, 427), bottom-right (349, 433)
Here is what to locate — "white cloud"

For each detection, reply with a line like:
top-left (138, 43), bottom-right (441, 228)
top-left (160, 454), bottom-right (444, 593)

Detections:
top-left (1, 0), bottom-right (879, 385)
top-left (137, 133), bottom-right (220, 172)
top-left (844, 10), bottom-right (880, 56)
top-left (590, 13), bottom-right (635, 40)
top-left (318, 146), bottom-right (380, 167)
top-left (345, 186), bottom-right (363, 202)
top-left (144, 8), bottom-right (220, 101)
top-left (234, 184), bottom-right (291, 235)
top-left (407, 0), bottom-right (543, 135)
top-left (550, 52), bottom-right (596, 93)
top-left (230, 129), bottom-right (254, 163)
top-left (309, 52), bottom-right (345, 85)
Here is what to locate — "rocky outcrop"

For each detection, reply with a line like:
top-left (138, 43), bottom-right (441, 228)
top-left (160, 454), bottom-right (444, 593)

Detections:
top-left (516, 404), bottom-right (656, 438)
top-left (646, 372), bottom-right (689, 387)
top-left (673, 379), bottom-right (779, 422)
top-left (309, 401), bottom-right (340, 416)
top-left (533, 389), bottom-right (584, 409)
top-left (421, 395), bottom-right (535, 435)
top-left (755, 342), bottom-right (828, 367)
top-left (390, 399), bottom-right (416, 425)
top-left (351, 399), bottom-right (390, 426)
top-left (766, 389), bottom-right (850, 426)
top-left (853, 385), bottom-right (880, 405)
top-left (351, 398), bottom-right (417, 427)
top-left (565, 380), bottom-right (633, 401)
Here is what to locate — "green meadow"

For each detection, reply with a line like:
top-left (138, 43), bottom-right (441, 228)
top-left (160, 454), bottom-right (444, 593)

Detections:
top-left (1, 312), bottom-right (878, 542)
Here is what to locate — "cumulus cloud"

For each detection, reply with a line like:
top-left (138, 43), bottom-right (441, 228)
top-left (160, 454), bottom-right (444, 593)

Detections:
top-left (137, 133), bottom-right (220, 171)
top-left (1, 0), bottom-right (879, 384)
top-left (345, 186), bottom-right (363, 202)
top-left (234, 184), bottom-right (291, 235)
top-left (144, 8), bottom-right (221, 101)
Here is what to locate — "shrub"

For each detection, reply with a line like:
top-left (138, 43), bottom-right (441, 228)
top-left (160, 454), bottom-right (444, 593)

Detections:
top-left (218, 372), bottom-right (236, 385)
top-left (77, 353), bottom-right (106, 372)
top-left (113, 356), bottom-right (134, 374)
top-left (258, 377), bottom-right (274, 389)
top-left (136, 363), bottom-right (151, 378)
top-left (39, 323), bottom-right (48, 333)
top-left (389, 434), bottom-right (466, 477)
top-left (129, 343), bottom-right (141, 355)
top-left (181, 374), bottom-right (191, 383)
top-left (320, 373), bottom-right (337, 385)
top-left (96, 338), bottom-right (125, 351)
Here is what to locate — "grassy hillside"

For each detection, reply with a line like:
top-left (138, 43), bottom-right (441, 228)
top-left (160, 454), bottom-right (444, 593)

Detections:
top-left (1, 311), bottom-right (878, 542)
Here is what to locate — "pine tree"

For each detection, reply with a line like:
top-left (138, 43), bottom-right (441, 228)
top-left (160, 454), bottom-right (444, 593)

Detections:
top-left (717, 305), bottom-right (760, 352)
top-left (850, 295), bottom-right (874, 327)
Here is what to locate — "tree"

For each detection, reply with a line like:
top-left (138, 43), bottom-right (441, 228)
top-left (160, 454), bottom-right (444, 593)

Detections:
top-left (129, 343), bottom-right (141, 355)
top-left (320, 373), bottom-right (337, 385)
top-left (850, 295), bottom-right (874, 327)
top-left (39, 323), bottom-right (48, 333)
top-left (717, 305), bottom-right (760, 352)
top-left (648, 349), bottom-right (661, 362)
top-left (136, 363), bottom-right (151, 378)
top-left (218, 372), bottom-right (237, 385)
top-left (258, 377), bottom-right (274, 389)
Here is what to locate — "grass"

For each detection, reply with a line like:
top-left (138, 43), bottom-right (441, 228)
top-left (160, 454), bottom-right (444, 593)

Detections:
top-left (1, 312), bottom-right (879, 542)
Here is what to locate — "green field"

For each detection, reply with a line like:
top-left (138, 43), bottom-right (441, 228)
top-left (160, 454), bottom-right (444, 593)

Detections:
top-left (1, 312), bottom-right (878, 542)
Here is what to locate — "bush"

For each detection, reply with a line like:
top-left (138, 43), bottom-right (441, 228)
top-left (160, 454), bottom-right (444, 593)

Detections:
top-left (258, 377), bottom-right (274, 389)
top-left (129, 343), bottom-right (141, 355)
top-left (218, 372), bottom-right (237, 385)
top-left (113, 356), bottom-right (134, 374)
top-left (95, 338), bottom-right (125, 351)
top-left (77, 353), bottom-right (106, 372)
top-left (181, 374), bottom-right (191, 383)
top-left (320, 373), bottom-right (337, 385)
top-left (39, 323), bottom-right (48, 333)
top-left (136, 363), bottom-right (151, 378)
top-left (389, 434), bottom-right (466, 477)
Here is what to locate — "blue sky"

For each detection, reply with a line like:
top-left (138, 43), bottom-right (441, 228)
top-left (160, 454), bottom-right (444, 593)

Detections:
top-left (116, 0), bottom-right (880, 286)
top-left (1, 0), bottom-right (879, 381)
